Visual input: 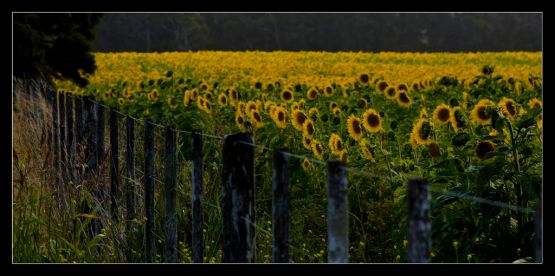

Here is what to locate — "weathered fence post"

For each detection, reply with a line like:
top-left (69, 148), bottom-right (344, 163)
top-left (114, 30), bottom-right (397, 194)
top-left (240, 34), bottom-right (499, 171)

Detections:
top-left (126, 116), bottom-right (136, 229)
top-left (272, 148), bottom-right (290, 263)
top-left (327, 160), bottom-right (348, 263)
top-left (164, 126), bottom-right (178, 263)
top-left (75, 96), bottom-right (84, 146)
top-left (96, 101), bottom-right (106, 216)
top-left (82, 97), bottom-right (97, 177)
top-left (110, 108), bottom-right (120, 222)
top-left (144, 118), bottom-right (155, 263)
top-left (192, 131), bottom-right (204, 263)
top-left (222, 132), bottom-right (255, 263)
top-left (407, 177), bottom-right (431, 263)
top-left (59, 92), bottom-right (66, 181)
top-left (535, 204), bottom-right (542, 263)
top-left (65, 94), bottom-right (74, 182)
top-left (51, 90), bottom-right (59, 174)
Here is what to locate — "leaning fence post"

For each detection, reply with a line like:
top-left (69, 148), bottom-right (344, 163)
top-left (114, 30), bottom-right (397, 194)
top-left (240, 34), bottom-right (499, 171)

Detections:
top-left (143, 118), bottom-right (155, 263)
top-left (327, 160), bottom-right (348, 263)
top-left (110, 108), bottom-right (120, 222)
top-left (407, 177), bottom-right (431, 263)
top-left (126, 116), bottom-right (136, 229)
top-left (222, 132), bottom-right (255, 263)
top-left (192, 131), bottom-right (204, 263)
top-left (164, 126), bottom-right (178, 263)
top-left (535, 204), bottom-right (542, 263)
top-left (272, 148), bottom-right (290, 263)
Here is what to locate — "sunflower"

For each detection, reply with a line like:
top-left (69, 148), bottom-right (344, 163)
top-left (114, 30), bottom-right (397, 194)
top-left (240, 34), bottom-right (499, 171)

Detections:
top-left (396, 91), bottom-right (412, 108)
top-left (307, 87), bottom-right (318, 100)
top-left (148, 89), bottom-right (159, 101)
top-left (229, 88), bottom-right (239, 103)
top-left (475, 141), bottom-right (495, 160)
top-left (197, 96), bottom-right (205, 111)
top-left (332, 107), bottom-right (341, 116)
top-left (302, 119), bottom-right (316, 138)
top-left (329, 102), bottom-right (339, 111)
top-left (217, 93), bottom-right (228, 107)
top-left (529, 98), bottom-right (542, 110)
top-left (167, 97), bottom-right (177, 109)
top-left (271, 106), bottom-right (288, 129)
top-left (298, 99), bottom-right (305, 108)
top-left (248, 110), bottom-right (263, 129)
top-left (235, 112), bottom-right (245, 129)
top-left (309, 107), bottom-right (320, 120)
top-left (377, 81), bottom-right (388, 93)
top-left (339, 150), bottom-right (347, 162)
top-left (410, 119), bottom-right (433, 146)
top-left (359, 73), bottom-right (369, 84)
top-left (204, 92), bottom-right (213, 101)
top-left (358, 98), bottom-right (368, 107)
top-left (347, 115), bottom-right (363, 141)
top-left (324, 86), bottom-right (334, 97)
top-left (183, 90), bottom-right (191, 106)
top-left (412, 82), bottom-right (420, 91)
top-left (291, 102), bottom-right (300, 113)
top-left (397, 84), bottom-right (408, 91)
top-left (498, 97), bottom-right (517, 121)
top-left (302, 136), bottom-right (312, 150)
top-left (470, 99), bottom-right (495, 125)
top-left (329, 133), bottom-right (344, 156)
top-left (359, 139), bottom-right (375, 162)
top-left (292, 110), bottom-right (308, 131)
top-left (362, 108), bottom-right (383, 133)
top-left (200, 82), bottom-right (209, 91)
top-left (450, 107), bottom-right (467, 132)
top-left (311, 140), bottom-right (324, 160)
top-left (191, 88), bottom-right (199, 100)
top-left (117, 97), bottom-right (125, 106)
top-left (433, 104), bottom-right (452, 125)
top-left (246, 101), bottom-right (258, 115)
top-left (280, 89), bottom-right (294, 103)
top-left (385, 87), bottom-right (397, 100)
top-left (302, 158), bottom-right (311, 171)
top-left (237, 101), bottom-right (246, 113)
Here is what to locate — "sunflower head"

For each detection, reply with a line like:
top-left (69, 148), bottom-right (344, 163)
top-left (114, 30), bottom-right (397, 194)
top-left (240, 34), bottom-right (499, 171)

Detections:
top-left (307, 87), bottom-right (319, 100)
top-left (302, 119), bottom-right (316, 138)
top-left (271, 106), bottom-right (288, 129)
top-left (397, 84), bottom-right (408, 91)
top-left (450, 107), bottom-right (466, 131)
top-left (302, 136), bottom-right (312, 150)
top-left (302, 158), bottom-right (311, 171)
top-left (281, 89), bottom-right (294, 103)
top-left (359, 139), bottom-right (375, 162)
top-left (248, 110), bottom-right (263, 129)
top-left (476, 141), bottom-right (495, 160)
top-left (529, 98), bottom-right (542, 110)
top-left (329, 133), bottom-right (344, 156)
top-left (235, 112), bottom-right (245, 129)
top-left (433, 104), bottom-right (452, 125)
top-left (396, 91), bottom-right (412, 108)
top-left (362, 108), bottom-right (383, 133)
top-left (324, 86), bottom-right (334, 97)
top-left (411, 119), bottom-right (433, 146)
top-left (311, 140), bottom-right (324, 160)
top-left (498, 97), bottom-right (517, 120)
top-left (347, 115), bottom-right (363, 141)
top-left (218, 93), bottom-right (228, 107)
top-left (359, 73), bottom-right (369, 84)
top-left (385, 87), bottom-right (397, 100)
top-left (117, 97), bottom-right (125, 106)
top-left (377, 81), bottom-right (388, 92)
top-left (167, 97), bottom-right (177, 109)
top-left (292, 110), bottom-right (308, 131)
top-left (471, 99), bottom-right (495, 126)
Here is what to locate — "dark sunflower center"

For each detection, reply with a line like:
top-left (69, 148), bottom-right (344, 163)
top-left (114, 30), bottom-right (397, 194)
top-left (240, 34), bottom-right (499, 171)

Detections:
top-left (283, 92), bottom-right (292, 100)
top-left (316, 144), bottom-right (323, 154)
top-left (254, 113), bottom-right (261, 122)
top-left (476, 142), bottom-right (494, 159)
top-left (419, 122), bottom-right (431, 140)
top-left (278, 111), bottom-right (284, 121)
top-left (477, 106), bottom-right (491, 120)
top-left (399, 93), bottom-right (410, 103)
top-left (438, 108), bottom-right (450, 121)
top-left (221, 97), bottom-right (226, 104)
top-left (296, 113), bottom-right (307, 125)
top-left (237, 116), bottom-right (243, 124)
top-left (506, 102), bottom-right (516, 115)
top-left (378, 82), bottom-right (388, 91)
top-left (387, 88), bottom-right (395, 97)
top-left (360, 74), bottom-right (369, 83)
top-left (336, 140), bottom-right (342, 151)
top-left (367, 114), bottom-right (380, 127)
top-left (353, 120), bottom-right (361, 133)
top-left (307, 123), bottom-right (315, 135)
top-left (398, 84), bottom-right (408, 91)
top-left (326, 87), bottom-right (333, 94)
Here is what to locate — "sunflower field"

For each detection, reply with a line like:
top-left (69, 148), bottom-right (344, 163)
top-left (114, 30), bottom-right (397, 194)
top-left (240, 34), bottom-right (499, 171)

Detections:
top-left (39, 51), bottom-right (543, 263)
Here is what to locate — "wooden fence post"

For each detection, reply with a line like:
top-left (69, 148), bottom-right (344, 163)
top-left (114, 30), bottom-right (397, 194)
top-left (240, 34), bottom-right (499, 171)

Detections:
top-left (143, 118), bottom-right (155, 263)
top-left (222, 132), bottom-right (255, 263)
top-left (126, 116), bottom-right (136, 229)
top-left (407, 177), bottom-right (431, 263)
top-left (82, 96), bottom-right (96, 177)
top-left (59, 92), bottom-right (66, 180)
top-left (96, 101), bottom-right (106, 174)
top-left (192, 131), bottom-right (204, 263)
top-left (164, 126), bottom-right (178, 263)
top-left (110, 108), bottom-right (120, 222)
top-left (272, 148), bottom-right (290, 263)
top-left (535, 204), bottom-right (542, 263)
top-left (327, 160), bottom-right (348, 263)
top-left (65, 94), bottom-right (74, 182)
top-left (75, 96), bottom-right (84, 147)
top-left (51, 91), bottom-right (59, 174)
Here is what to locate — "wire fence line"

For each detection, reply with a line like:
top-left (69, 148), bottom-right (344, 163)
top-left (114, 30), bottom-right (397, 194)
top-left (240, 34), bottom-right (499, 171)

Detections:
top-left (76, 95), bottom-right (535, 222)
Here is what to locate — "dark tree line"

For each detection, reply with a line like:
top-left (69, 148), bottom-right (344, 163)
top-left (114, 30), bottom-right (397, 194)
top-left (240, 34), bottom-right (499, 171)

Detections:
top-left (14, 13), bottom-right (103, 87)
top-left (93, 13), bottom-right (541, 52)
